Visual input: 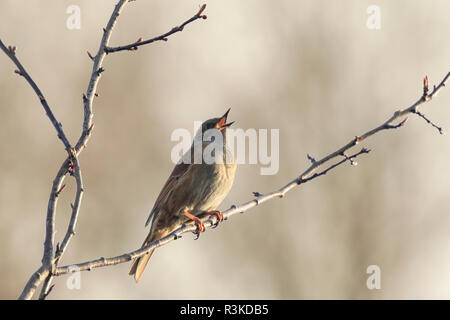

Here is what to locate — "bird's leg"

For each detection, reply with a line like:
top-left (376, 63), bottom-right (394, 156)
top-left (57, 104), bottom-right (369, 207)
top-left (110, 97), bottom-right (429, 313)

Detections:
top-left (203, 210), bottom-right (224, 228)
top-left (182, 211), bottom-right (206, 240)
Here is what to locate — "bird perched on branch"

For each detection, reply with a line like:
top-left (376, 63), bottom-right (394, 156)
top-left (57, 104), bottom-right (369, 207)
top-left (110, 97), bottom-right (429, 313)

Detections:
top-left (129, 109), bottom-right (236, 282)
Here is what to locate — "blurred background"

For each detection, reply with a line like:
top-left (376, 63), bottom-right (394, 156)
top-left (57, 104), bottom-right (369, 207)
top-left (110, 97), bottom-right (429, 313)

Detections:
top-left (1, 0), bottom-right (449, 299)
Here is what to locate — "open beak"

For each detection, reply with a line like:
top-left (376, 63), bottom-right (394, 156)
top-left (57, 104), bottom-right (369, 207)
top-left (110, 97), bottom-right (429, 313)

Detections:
top-left (217, 108), bottom-right (234, 131)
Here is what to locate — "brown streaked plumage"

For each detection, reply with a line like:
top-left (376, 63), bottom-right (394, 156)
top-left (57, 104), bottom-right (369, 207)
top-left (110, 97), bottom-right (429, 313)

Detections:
top-left (129, 109), bottom-right (236, 282)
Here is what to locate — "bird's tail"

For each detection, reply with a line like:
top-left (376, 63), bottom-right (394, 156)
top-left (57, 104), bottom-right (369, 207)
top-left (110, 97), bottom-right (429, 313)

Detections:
top-left (129, 249), bottom-right (155, 283)
top-left (129, 229), bottom-right (165, 283)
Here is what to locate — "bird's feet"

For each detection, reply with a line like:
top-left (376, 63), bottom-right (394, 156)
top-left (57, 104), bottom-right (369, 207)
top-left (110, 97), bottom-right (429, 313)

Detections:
top-left (182, 211), bottom-right (206, 240)
top-left (203, 210), bottom-right (224, 228)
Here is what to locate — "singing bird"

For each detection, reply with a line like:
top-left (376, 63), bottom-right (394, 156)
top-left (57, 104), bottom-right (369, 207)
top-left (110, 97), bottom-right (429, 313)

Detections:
top-left (129, 109), bottom-right (237, 282)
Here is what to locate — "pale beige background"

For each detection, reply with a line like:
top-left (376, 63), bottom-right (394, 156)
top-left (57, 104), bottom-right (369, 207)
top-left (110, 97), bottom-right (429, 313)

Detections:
top-left (1, 0), bottom-right (450, 299)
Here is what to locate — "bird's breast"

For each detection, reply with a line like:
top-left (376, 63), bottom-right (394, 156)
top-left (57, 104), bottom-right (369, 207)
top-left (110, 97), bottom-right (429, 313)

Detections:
top-left (187, 160), bottom-right (236, 214)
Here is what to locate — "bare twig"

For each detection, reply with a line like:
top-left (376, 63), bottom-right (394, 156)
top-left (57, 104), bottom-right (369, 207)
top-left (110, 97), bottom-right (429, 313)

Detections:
top-left (38, 153), bottom-right (84, 300)
top-left (0, 45), bottom-right (77, 290)
top-left (0, 41), bottom-right (72, 152)
top-left (56, 155), bottom-right (84, 261)
top-left (299, 148), bottom-right (371, 184)
top-left (412, 110), bottom-right (445, 135)
top-left (75, 1), bottom-right (129, 154)
top-left (0, 39), bottom-right (75, 300)
top-left (104, 4), bottom-right (207, 53)
top-left (54, 71), bottom-right (450, 276)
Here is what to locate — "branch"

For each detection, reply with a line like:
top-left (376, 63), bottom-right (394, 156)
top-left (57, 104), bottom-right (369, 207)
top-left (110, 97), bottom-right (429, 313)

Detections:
top-left (38, 152), bottom-right (84, 300)
top-left (4, 0), bottom-right (448, 299)
top-left (0, 42), bottom-right (72, 152)
top-left (104, 4), bottom-right (207, 53)
top-left (296, 72), bottom-right (449, 183)
top-left (412, 109), bottom-right (445, 135)
top-left (300, 148), bottom-right (371, 183)
top-left (55, 72), bottom-right (449, 276)
top-left (0, 35), bottom-right (76, 301)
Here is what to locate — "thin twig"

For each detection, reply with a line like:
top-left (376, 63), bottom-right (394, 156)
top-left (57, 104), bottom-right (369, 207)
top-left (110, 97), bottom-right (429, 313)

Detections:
top-left (412, 110), bottom-right (445, 135)
top-left (38, 153), bottom-right (84, 300)
top-left (104, 4), bottom-right (207, 53)
top-left (0, 41), bottom-right (72, 152)
top-left (299, 148), bottom-right (371, 184)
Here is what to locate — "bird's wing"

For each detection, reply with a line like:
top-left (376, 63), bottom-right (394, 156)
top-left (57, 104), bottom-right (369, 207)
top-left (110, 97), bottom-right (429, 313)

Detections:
top-left (145, 161), bottom-right (191, 227)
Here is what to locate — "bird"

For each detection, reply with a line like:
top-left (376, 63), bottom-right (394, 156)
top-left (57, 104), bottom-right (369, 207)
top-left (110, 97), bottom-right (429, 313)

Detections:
top-left (129, 108), bottom-right (237, 282)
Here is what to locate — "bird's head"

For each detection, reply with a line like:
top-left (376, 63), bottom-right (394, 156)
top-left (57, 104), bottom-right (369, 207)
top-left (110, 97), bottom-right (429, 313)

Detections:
top-left (200, 108), bottom-right (234, 134)
top-left (193, 108), bottom-right (234, 145)
top-left (185, 108), bottom-right (235, 164)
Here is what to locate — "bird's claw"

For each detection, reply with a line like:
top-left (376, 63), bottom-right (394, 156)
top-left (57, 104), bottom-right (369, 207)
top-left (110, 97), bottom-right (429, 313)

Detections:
top-left (182, 210), bottom-right (206, 240)
top-left (193, 219), bottom-right (206, 240)
top-left (204, 210), bottom-right (224, 228)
